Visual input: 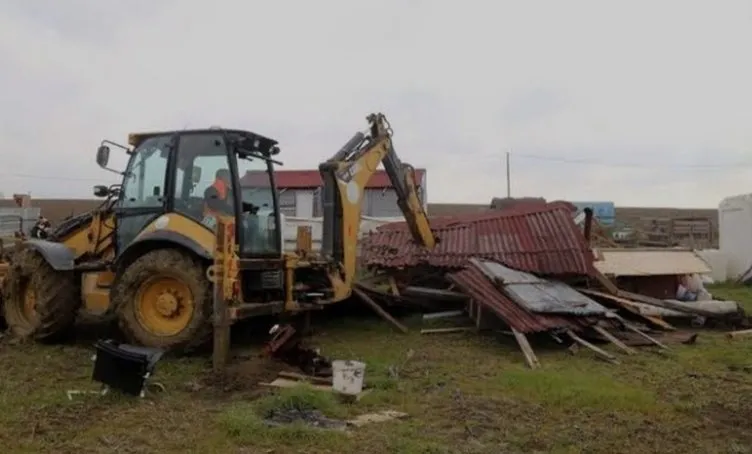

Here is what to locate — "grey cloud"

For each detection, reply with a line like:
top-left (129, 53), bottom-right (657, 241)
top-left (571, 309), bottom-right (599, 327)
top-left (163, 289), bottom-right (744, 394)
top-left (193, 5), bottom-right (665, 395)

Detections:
top-left (2, 0), bottom-right (159, 46)
top-left (500, 88), bottom-right (567, 127)
top-left (0, 0), bottom-right (751, 208)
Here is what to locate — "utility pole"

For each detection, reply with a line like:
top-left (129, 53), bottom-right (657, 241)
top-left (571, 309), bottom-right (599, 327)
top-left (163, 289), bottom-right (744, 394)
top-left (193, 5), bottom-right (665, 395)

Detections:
top-left (505, 150), bottom-right (511, 198)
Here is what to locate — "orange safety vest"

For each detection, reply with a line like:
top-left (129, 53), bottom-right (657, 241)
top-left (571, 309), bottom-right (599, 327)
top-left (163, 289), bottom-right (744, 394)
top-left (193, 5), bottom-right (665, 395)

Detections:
top-left (203, 179), bottom-right (229, 219)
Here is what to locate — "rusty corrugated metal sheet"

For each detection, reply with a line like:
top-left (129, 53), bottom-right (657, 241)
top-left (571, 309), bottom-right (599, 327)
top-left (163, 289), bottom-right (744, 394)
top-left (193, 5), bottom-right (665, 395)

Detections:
top-left (362, 202), bottom-right (594, 276)
top-left (447, 263), bottom-right (594, 334)
top-left (472, 259), bottom-right (608, 316)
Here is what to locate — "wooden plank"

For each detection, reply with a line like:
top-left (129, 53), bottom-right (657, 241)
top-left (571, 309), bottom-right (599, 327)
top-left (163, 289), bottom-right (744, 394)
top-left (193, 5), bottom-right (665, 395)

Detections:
top-left (423, 310), bottom-right (464, 320)
top-left (622, 323), bottom-right (669, 350)
top-left (388, 276), bottom-right (401, 297)
top-left (727, 329), bottom-right (752, 339)
top-left (511, 328), bottom-right (541, 369)
top-left (618, 290), bottom-right (718, 318)
top-left (277, 371), bottom-right (332, 385)
top-left (353, 287), bottom-right (408, 334)
top-left (566, 329), bottom-right (620, 364)
top-left (592, 326), bottom-right (638, 355)
top-left (592, 269), bottom-right (620, 295)
top-left (579, 288), bottom-right (676, 331)
top-left (259, 378), bottom-right (332, 392)
top-left (259, 378), bottom-right (373, 402)
top-left (420, 327), bottom-right (474, 335)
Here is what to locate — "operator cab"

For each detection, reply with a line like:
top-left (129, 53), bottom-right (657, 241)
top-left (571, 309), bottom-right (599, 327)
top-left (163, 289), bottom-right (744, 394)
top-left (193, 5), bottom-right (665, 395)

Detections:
top-left (96, 128), bottom-right (284, 259)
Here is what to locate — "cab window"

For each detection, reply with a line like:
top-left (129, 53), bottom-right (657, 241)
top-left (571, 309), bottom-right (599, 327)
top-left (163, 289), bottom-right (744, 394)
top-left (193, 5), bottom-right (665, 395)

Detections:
top-left (172, 134), bottom-right (234, 223)
top-left (119, 136), bottom-right (171, 208)
top-left (237, 156), bottom-right (279, 255)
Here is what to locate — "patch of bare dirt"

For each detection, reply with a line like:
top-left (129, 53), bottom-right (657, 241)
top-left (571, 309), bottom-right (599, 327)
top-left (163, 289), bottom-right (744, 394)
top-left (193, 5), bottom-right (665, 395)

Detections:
top-left (15, 399), bottom-right (112, 446)
top-left (197, 354), bottom-right (292, 397)
top-left (691, 402), bottom-right (752, 444)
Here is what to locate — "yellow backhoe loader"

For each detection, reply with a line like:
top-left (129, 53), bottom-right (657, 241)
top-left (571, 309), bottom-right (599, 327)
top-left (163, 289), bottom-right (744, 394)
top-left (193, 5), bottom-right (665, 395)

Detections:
top-left (0, 113), bottom-right (436, 353)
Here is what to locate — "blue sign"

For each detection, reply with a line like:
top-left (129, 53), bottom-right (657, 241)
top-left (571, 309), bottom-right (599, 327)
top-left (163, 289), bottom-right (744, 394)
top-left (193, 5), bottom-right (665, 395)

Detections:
top-left (570, 201), bottom-right (615, 226)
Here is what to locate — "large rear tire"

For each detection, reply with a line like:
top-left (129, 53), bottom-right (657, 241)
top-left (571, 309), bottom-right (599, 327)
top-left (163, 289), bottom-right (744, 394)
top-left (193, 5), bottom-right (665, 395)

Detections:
top-left (113, 249), bottom-right (212, 353)
top-left (2, 248), bottom-right (80, 341)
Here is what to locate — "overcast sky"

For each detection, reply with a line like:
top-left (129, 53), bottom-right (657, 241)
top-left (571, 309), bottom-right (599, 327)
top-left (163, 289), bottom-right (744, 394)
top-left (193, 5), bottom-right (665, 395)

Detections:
top-left (1, 0), bottom-right (750, 208)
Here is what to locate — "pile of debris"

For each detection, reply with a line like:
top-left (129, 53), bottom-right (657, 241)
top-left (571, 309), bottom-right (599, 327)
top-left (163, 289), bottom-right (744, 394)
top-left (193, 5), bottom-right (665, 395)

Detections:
top-left (359, 202), bottom-right (746, 368)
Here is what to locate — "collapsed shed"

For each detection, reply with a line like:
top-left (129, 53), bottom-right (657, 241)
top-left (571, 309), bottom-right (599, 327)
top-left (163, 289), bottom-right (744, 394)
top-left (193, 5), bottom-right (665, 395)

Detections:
top-left (360, 202), bottom-right (635, 367)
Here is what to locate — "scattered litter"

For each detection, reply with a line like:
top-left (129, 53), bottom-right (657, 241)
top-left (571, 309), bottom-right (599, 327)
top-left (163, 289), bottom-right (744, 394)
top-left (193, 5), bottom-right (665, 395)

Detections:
top-left (263, 324), bottom-right (332, 377)
top-left (346, 410), bottom-right (409, 427)
top-left (92, 339), bottom-right (165, 398)
top-left (66, 389), bottom-right (107, 401)
top-left (258, 371), bottom-right (372, 401)
top-left (260, 377), bottom-right (332, 392)
top-left (262, 408), bottom-right (408, 431)
top-left (332, 360), bottom-right (366, 396)
top-left (264, 408), bottom-right (347, 430)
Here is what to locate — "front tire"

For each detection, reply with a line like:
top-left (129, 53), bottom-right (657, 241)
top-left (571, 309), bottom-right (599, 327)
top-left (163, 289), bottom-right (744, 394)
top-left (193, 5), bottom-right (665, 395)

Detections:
top-left (113, 249), bottom-right (212, 353)
top-left (2, 248), bottom-right (80, 341)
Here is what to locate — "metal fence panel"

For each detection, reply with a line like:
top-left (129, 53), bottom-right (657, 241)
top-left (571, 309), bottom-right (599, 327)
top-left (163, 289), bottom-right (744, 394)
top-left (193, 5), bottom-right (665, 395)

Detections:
top-left (0, 207), bottom-right (40, 237)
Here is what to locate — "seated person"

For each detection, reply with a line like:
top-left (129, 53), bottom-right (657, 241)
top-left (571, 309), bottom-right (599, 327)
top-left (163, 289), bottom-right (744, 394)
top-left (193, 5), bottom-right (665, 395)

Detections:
top-left (202, 169), bottom-right (233, 228)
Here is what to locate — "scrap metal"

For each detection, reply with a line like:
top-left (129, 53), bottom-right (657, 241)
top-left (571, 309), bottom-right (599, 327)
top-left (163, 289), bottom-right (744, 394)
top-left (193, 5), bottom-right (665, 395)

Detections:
top-left (362, 202), bottom-right (595, 276)
top-left (447, 261), bottom-right (597, 334)
top-left (472, 259), bottom-right (608, 316)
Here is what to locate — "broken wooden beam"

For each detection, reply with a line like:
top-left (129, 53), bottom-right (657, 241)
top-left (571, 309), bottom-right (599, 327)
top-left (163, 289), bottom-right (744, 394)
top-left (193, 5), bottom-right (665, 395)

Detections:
top-left (727, 329), bottom-right (752, 339)
top-left (420, 327), bottom-right (474, 335)
top-left (422, 310), bottom-right (464, 320)
top-left (592, 325), bottom-right (638, 355)
top-left (579, 288), bottom-right (676, 331)
top-left (622, 323), bottom-right (669, 350)
top-left (353, 287), bottom-right (409, 334)
top-left (277, 371), bottom-right (333, 385)
top-left (618, 290), bottom-right (719, 318)
top-left (402, 286), bottom-right (470, 302)
top-left (511, 328), bottom-right (541, 369)
top-left (593, 269), bottom-right (620, 295)
top-left (566, 329), bottom-right (620, 364)
top-left (388, 276), bottom-right (401, 297)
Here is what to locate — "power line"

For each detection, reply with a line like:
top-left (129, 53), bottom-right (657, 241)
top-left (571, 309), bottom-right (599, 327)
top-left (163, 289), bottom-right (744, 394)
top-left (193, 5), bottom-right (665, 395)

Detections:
top-left (506, 152), bottom-right (752, 169)
top-left (0, 172), bottom-right (110, 182)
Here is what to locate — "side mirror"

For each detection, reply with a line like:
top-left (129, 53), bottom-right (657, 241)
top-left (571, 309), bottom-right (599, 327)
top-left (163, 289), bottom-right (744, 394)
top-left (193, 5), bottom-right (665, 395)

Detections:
top-left (191, 165), bottom-right (202, 185)
top-left (96, 145), bottom-right (111, 168)
top-left (93, 185), bottom-right (109, 198)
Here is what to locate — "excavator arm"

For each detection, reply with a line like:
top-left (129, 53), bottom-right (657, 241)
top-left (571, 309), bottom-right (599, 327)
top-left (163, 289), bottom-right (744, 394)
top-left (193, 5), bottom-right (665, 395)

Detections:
top-left (318, 113), bottom-right (436, 300)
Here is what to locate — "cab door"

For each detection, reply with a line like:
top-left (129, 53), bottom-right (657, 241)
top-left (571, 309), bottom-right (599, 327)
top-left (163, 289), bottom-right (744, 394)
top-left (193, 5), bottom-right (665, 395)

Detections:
top-left (114, 135), bottom-right (174, 254)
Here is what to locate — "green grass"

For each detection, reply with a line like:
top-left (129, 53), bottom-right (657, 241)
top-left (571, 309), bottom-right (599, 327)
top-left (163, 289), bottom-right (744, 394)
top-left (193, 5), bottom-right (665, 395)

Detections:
top-left (3, 286), bottom-right (752, 453)
top-left (709, 281), bottom-right (752, 312)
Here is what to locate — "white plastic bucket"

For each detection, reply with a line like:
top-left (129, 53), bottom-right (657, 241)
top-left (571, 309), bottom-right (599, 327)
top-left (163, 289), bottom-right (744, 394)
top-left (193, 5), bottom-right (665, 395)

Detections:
top-left (331, 360), bottom-right (366, 395)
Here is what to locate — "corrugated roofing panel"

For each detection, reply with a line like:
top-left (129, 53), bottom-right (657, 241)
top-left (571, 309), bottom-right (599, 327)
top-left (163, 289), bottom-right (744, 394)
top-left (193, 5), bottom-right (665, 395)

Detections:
top-left (446, 262), bottom-right (595, 334)
top-left (594, 248), bottom-right (712, 277)
top-left (362, 202), bottom-right (594, 276)
top-left (473, 259), bottom-right (608, 316)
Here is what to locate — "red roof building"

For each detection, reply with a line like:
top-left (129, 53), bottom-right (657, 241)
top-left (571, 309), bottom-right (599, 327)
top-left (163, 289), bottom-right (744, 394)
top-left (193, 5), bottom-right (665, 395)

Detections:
top-left (240, 169), bottom-right (426, 189)
top-left (239, 168), bottom-right (428, 218)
